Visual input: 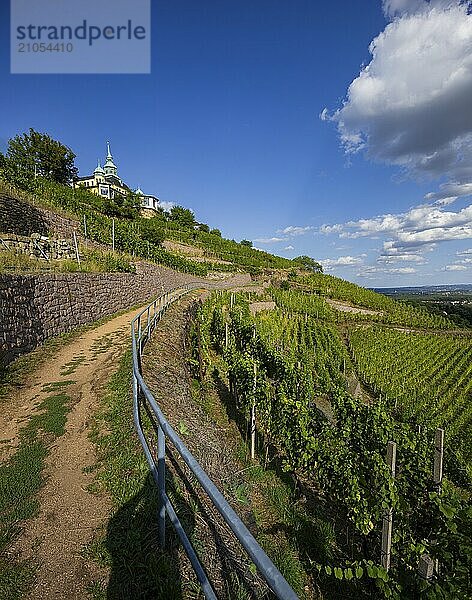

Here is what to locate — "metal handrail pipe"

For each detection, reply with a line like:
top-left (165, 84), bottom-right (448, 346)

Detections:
top-left (131, 285), bottom-right (299, 600)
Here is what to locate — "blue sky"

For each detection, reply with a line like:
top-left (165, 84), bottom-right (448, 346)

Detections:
top-left (1, 0), bottom-right (471, 287)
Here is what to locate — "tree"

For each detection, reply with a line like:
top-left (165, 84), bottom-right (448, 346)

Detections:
top-left (2, 128), bottom-right (78, 187)
top-left (140, 218), bottom-right (165, 246)
top-left (169, 205), bottom-right (196, 228)
top-left (198, 223), bottom-right (210, 233)
top-left (102, 191), bottom-right (141, 219)
top-left (292, 255), bottom-right (323, 273)
top-left (240, 239), bottom-right (253, 247)
top-left (210, 228), bottom-right (222, 237)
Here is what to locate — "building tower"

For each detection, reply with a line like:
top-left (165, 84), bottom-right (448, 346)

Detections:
top-left (94, 159), bottom-right (105, 181)
top-left (103, 141), bottom-right (118, 177)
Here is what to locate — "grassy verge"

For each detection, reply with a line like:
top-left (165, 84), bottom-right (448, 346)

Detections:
top-left (0, 248), bottom-right (136, 275)
top-left (0, 384), bottom-right (73, 600)
top-left (85, 351), bottom-right (191, 599)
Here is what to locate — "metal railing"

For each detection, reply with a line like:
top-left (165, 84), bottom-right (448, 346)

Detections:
top-left (131, 284), bottom-right (299, 600)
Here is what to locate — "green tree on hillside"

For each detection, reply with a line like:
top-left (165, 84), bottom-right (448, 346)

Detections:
top-left (1, 128), bottom-right (78, 188)
top-left (293, 255), bottom-right (323, 273)
top-left (240, 239), bottom-right (253, 247)
top-left (169, 205), bottom-right (196, 228)
top-left (210, 228), bottom-right (222, 236)
top-left (102, 191), bottom-right (142, 219)
top-left (140, 218), bottom-right (165, 246)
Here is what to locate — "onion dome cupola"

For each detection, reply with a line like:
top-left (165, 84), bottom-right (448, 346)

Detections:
top-left (94, 159), bottom-right (105, 177)
top-left (135, 186), bottom-right (144, 195)
top-left (104, 141), bottom-right (118, 177)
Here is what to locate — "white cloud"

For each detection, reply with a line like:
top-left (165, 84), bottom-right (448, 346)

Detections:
top-left (321, 255), bottom-right (364, 268)
top-left (444, 264), bottom-right (468, 270)
top-left (425, 182), bottom-right (472, 203)
top-left (320, 224), bottom-right (344, 234)
top-left (253, 236), bottom-right (288, 244)
top-left (377, 252), bottom-right (427, 263)
top-left (457, 248), bottom-right (472, 255)
top-left (356, 264), bottom-right (418, 277)
top-left (159, 201), bottom-right (175, 212)
top-left (321, 202), bottom-right (472, 250)
top-left (324, 2), bottom-right (472, 187)
top-left (277, 225), bottom-right (314, 236)
top-left (284, 245), bottom-right (295, 250)
top-left (382, 0), bottom-right (461, 18)
top-left (387, 266), bottom-right (417, 273)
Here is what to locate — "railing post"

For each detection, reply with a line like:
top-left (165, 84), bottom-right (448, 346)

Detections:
top-left (158, 425), bottom-right (166, 547)
top-left (137, 316), bottom-right (142, 355)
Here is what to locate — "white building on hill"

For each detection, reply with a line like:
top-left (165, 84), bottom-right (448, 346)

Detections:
top-left (75, 142), bottom-right (160, 215)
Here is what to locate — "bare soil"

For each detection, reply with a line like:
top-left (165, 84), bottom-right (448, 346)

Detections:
top-left (249, 301), bottom-right (276, 315)
top-left (326, 298), bottom-right (382, 316)
top-left (5, 306), bottom-right (146, 599)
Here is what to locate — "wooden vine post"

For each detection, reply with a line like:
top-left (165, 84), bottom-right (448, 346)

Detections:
top-left (381, 440), bottom-right (396, 571)
top-left (432, 427), bottom-right (445, 576)
top-left (73, 231), bottom-right (80, 266)
top-left (250, 362), bottom-right (257, 459)
top-left (433, 427), bottom-right (444, 492)
top-left (225, 322), bottom-right (229, 349)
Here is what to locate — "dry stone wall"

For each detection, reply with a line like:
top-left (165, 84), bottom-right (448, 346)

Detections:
top-left (0, 233), bottom-right (75, 260)
top-left (0, 267), bottom-right (250, 367)
top-left (0, 266), bottom-right (197, 367)
top-left (0, 192), bottom-right (80, 238)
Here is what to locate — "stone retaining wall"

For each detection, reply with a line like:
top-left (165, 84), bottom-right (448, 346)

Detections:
top-left (0, 266), bottom-right (195, 367)
top-left (0, 268), bottom-right (250, 367)
top-left (0, 192), bottom-right (80, 238)
top-left (0, 233), bottom-right (75, 260)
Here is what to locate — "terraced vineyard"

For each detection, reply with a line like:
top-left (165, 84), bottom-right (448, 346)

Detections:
top-left (348, 327), bottom-right (472, 466)
top-left (192, 279), bottom-right (471, 600)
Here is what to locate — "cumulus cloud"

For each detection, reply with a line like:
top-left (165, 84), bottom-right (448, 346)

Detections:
top-left (382, 0), bottom-right (462, 18)
top-left (321, 255), bottom-right (364, 268)
top-left (425, 182), bottom-right (472, 203)
top-left (320, 201), bottom-right (472, 250)
top-left (324, 1), bottom-right (472, 185)
top-left (159, 201), bottom-right (175, 212)
top-left (445, 247), bottom-right (472, 268)
top-left (356, 264), bottom-right (417, 278)
top-left (253, 236), bottom-right (287, 244)
top-left (284, 245), bottom-right (295, 250)
top-left (277, 225), bottom-right (314, 236)
top-left (444, 264), bottom-right (468, 270)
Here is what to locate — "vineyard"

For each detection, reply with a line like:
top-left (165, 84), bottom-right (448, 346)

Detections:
top-left (348, 327), bottom-right (472, 468)
top-left (0, 177), bottom-right (294, 275)
top-left (190, 281), bottom-right (471, 599)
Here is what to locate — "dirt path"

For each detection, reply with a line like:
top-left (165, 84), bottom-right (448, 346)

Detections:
top-left (4, 305), bottom-right (148, 599)
top-left (326, 298), bottom-right (382, 316)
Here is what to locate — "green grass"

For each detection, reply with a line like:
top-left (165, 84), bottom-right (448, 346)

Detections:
top-left (86, 351), bottom-right (193, 599)
top-left (60, 355), bottom-right (87, 376)
top-left (0, 391), bottom-right (72, 598)
top-left (41, 380), bottom-right (75, 393)
top-left (0, 558), bottom-right (35, 600)
top-left (0, 248), bottom-right (136, 275)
